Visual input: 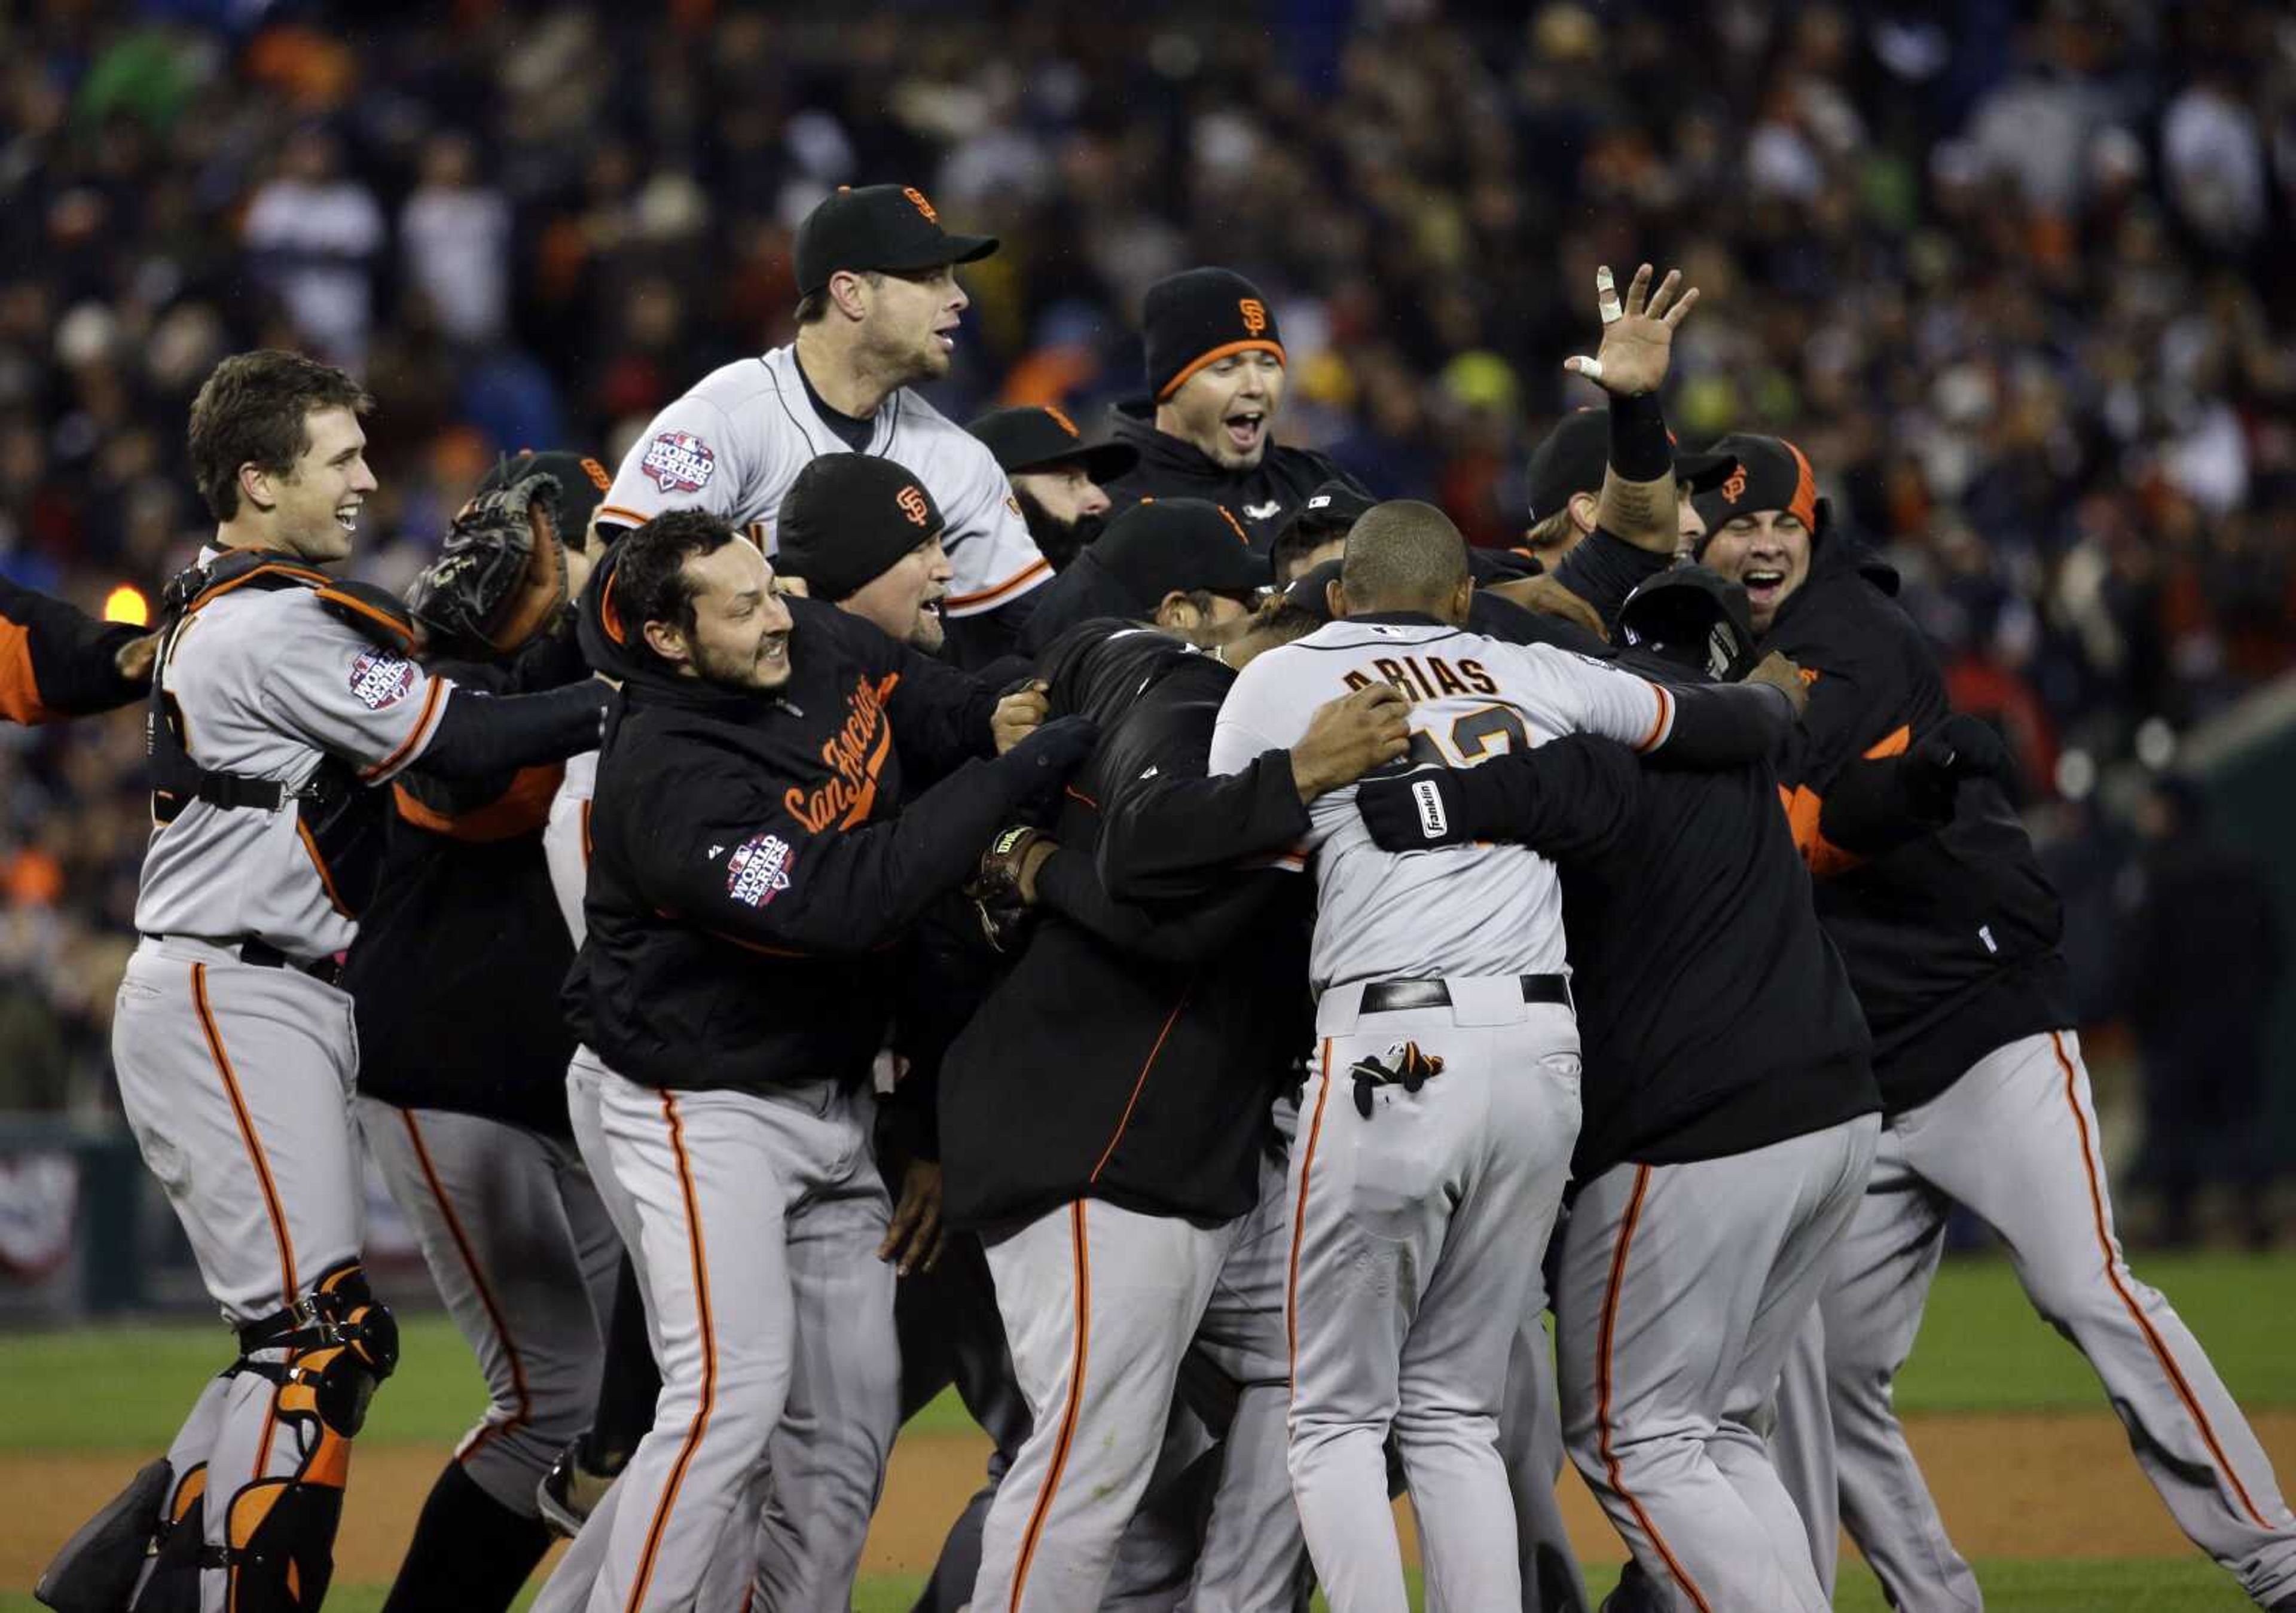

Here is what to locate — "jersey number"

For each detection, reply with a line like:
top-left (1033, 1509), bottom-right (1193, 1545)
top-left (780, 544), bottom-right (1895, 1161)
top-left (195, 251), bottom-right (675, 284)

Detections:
top-left (1404, 704), bottom-right (1530, 768)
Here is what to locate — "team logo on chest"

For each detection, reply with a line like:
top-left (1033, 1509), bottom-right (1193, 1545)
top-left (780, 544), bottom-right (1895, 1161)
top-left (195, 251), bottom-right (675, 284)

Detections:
top-left (785, 672), bottom-right (901, 834)
top-left (642, 430), bottom-right (718, 494)
top-left (725, 832), bottom-right (795, 907)
top-left (348, 647), bottom-right (416, 710)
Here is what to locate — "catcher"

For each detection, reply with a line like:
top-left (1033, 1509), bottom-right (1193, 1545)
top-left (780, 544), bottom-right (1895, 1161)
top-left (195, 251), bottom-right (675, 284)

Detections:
top-left (344, 451), bottom-right (627, 1613)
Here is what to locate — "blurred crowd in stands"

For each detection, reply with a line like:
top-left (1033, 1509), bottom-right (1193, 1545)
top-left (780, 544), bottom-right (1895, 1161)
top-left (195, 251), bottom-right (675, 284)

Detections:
top-left (1, 1), bottom-right (2291, 1208)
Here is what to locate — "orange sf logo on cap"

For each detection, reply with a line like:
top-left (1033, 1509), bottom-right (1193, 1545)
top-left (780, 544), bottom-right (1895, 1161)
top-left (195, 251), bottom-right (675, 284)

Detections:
top-left (897, 485), bottom-right (931, 526)
top-left (579, 457), bottom-right (612, 493)
top-left (1721, 466), bottom-right (1748, 504)
top-left (902, 187), bottom-right (939, 224)
top-left (1238, 298), bottom-right (1267, 336)
top-left (1043, 404), bottom-right (1080, 438)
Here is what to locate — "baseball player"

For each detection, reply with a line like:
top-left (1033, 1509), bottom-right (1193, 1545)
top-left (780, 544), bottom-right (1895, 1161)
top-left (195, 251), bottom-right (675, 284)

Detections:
top-left (1016, 498), bottom-right (1271, 656)
top-left (968, 404), bottom-right (1138, 573)
top-left (596, 183), bottom-right (1049, 670)
top-left (533, 505), bottom-right (1093, 1612)
top-left (939, 594), bottom-right (1409, 1611)
top-left (1360, 560), bottom-right (1880, 1613)
top-left (1102, 267), bottom-right (1367, 549)
top-left (1207, 500), bottom-right (1797, 1612)
top-left (345, 450), bottom-right (625, 1613)
top-left (38, 350), bottom-right (611, 1613)
top-left (1547, 378), bottom-right (2296, 1600)
top-left (0, 572), bottom-right (155, 723)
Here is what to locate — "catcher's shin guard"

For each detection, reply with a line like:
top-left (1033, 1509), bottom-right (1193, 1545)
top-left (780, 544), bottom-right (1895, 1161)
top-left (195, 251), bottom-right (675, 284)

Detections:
top-left (209, 1261), bottom-right (399, 1611)
top-left (130, 1461), bottom-right (209, 1613)
top-left (33, 1455), bottom-right (173, 1612)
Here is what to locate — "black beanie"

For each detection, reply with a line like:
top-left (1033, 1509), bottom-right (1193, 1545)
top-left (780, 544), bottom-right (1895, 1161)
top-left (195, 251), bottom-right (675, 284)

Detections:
top-left (1144, 267), bottom-right (1286, 401)
top-left (774, 454), bottom-right (944, 601)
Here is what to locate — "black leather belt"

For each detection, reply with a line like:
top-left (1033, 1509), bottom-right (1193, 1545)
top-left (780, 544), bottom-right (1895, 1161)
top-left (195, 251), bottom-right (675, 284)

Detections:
top-left (155, 936), bottom-right (344, 988)
top-left (1357, 974), bottom-right (1571, 1015)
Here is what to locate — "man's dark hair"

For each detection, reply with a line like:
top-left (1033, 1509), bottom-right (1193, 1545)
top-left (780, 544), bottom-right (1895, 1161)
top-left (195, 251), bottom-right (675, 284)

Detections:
top-left (1339, 499), bottom-right (1469, 614)
top-left (1272, 512), bottom-right (1351, 585)
top-left (1251, 597), bottom-right (1325, 647)
top-left (794, 269), bottom-right (883, 327)
top-left (187, 350), bottom-right (373, 522)
top-left (618, 509), bottom-right (742, 664)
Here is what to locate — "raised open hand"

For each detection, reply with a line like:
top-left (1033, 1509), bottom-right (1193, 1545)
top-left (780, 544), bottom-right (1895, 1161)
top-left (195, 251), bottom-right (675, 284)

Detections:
top-left (1562, 263), bottom-right (1699, 398)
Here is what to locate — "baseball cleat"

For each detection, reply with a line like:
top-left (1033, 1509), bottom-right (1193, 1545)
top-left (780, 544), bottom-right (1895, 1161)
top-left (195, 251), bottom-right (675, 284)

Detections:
top-left (536, 1442), bottom-right (615, 1539)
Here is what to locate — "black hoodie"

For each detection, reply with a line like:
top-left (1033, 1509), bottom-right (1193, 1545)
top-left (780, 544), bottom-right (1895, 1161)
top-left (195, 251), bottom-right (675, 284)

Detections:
top-left (564, 543), bottom-right (1034, 1096)
top-left (1101, 399), bottom-right (1365, 551)
top-left (1558, 527), bottom-right (2071, 1115)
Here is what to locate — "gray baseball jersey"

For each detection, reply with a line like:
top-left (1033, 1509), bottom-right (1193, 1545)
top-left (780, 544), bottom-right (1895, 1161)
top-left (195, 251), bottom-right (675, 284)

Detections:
top-left (134, 570), bottom-right (450, 957)
top-left (1207, 616), bottom-right (1675, 988)
top-left (599, 346), bottom-right (1050, 618)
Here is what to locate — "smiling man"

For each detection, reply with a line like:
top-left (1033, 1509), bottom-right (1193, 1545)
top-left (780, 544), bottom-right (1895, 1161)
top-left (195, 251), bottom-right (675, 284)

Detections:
top-left (773, 454), bottom-right (955, 653)
top-left (1103, 267), bottom-right (1367, 551)
top-left (595, 185), bottom-right (1051, 671)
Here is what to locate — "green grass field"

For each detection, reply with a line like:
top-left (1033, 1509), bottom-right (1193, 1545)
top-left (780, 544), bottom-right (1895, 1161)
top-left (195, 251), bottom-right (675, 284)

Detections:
top-left (5, 1248), bottom-right (2290, 1609)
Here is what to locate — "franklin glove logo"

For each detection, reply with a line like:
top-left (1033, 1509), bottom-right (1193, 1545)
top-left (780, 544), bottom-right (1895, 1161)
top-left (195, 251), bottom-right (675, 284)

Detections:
top-left (1410, 778), bottom-right (1449, 839)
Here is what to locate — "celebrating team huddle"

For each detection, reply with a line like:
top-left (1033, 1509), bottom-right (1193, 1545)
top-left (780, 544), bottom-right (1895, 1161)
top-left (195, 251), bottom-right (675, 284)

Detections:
top-left (22, 185), bottom-right (2296, 1613)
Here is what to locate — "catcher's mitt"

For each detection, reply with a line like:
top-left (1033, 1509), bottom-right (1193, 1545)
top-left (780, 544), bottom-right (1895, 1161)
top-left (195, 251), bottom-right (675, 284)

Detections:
top-left (966, 824), bottom-right (1051, 954)
top-left (406, 469), bottom-right (570, 656)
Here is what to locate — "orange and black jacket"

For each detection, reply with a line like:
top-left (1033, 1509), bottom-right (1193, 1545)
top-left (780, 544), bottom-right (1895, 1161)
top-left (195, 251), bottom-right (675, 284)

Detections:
top-left (0, 573), bottom-right (146, 723)
top-left (344, 631), bottom-right (587, 1136)
top-left (938, 623), bottom-right (1312, 1233)
top-left (1760, 539), bottom-right (2070, 1114)
top-left (566, 560), bottom-right (1009, 1099)
top-left (1562, 527), bottom-right (2071, 1115)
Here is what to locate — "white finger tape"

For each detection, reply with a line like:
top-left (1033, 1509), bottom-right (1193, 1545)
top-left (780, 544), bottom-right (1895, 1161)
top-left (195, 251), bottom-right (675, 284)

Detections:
top-left (1570, 358), bottom-right (1604, 384)
top-left (1597, 265), bottom-right (1623, 323)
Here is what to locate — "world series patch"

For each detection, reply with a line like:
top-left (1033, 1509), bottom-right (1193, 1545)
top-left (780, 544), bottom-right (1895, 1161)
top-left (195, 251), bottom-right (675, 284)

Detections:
top-left (642, 430), bottom-right (717, 494)
top-left (348, 647), bottom-right (416, 711)
top-left (725, 831), bottom-right (794, 908)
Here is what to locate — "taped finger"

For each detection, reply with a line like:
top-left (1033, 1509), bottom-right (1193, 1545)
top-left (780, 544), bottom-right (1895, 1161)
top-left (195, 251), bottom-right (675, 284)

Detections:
top-left (1565, 355), bottom-right (1604, 383)
top-left (1596, 265), bottom-right (1623, 325)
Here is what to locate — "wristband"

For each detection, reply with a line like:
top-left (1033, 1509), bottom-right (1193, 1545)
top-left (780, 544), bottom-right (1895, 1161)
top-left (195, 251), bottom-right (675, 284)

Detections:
top-left (1608, 389), bottom-right (1673, 483)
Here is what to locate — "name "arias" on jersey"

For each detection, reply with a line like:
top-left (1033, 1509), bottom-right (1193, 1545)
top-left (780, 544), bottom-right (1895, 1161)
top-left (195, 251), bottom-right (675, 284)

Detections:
top-left (1342, 654), bottom-right (1497, 704)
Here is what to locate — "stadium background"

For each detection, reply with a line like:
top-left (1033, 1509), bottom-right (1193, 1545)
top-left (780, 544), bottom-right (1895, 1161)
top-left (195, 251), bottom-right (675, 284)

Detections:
top-left (1, 1), bottom-right (2292, 1606)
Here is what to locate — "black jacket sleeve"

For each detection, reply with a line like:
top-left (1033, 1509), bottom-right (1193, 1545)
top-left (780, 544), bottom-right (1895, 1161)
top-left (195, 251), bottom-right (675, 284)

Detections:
top-left (628, 742), bottom-right (1045, 957)
top-left (1648, 679), bottom-right (1797, 770)
top-left (416, 679), bottom-right (610, 780)
top-left (0, 573), bottom-right (146, 722)
top-left (1552, 527), bottom-right (1672, 630)
top-left (1097, 756), bottom-right (1311, 903)
top-left (1442, 734), bottom-right (1644, 862)
top-left (871, 624), bottom-right (1002, 786)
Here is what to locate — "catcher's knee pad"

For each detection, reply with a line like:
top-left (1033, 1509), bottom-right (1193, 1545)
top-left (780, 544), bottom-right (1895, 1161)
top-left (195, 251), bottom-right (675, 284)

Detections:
top-left (208, 1262), bottom-right (399, 1611)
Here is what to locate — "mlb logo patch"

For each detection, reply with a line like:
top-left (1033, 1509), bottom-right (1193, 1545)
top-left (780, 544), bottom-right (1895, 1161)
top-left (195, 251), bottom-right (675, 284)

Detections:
top-left (725, 831), bottom-right (795, 908)
top-left (642, 430), bottom-right (718, 494)
top-left (348, 648), bottom-right (416, 711)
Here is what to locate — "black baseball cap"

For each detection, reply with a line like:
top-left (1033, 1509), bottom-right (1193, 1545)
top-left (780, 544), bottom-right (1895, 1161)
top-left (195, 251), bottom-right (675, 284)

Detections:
top-left (475, 450), bottom-right (615, 550)
top-left (1526, 409), bottom-right (1744, 525)
top-left (774, 454), bottom-right (946, 602)
top-left (1618, 563), bottom-right (1758, 683)
top-left (1280, 479), bottom-right (1375, 545)
top-left (793, 184), bottom-right (999, 298)
top-left (1095, 498), bottom-right (1269, 605)
top-left (1681, 433), bottom-right (1819, 537)
top-left (967, 405), bottom-right (1138, 485)
top-left (1281, 556), bottom-right (1344, 623)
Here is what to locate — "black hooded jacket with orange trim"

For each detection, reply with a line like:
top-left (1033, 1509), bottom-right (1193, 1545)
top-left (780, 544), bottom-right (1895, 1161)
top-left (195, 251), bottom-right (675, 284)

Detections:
top-left (1558, 524), bottom-right (2070, 1113)
top-left (0, 573), bottom-right (146, 723)
top-left (1745, 534), bottom-right (2071, 1114)
top-left (1101, 401), bottom-right (1366, 552)
top-left (563, 547), bottom-right (1016, 1096)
